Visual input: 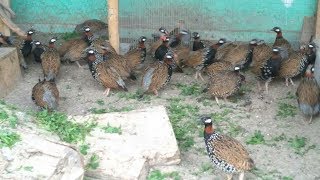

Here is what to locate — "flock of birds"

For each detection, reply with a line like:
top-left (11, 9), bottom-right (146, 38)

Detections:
top-left (0, 19), bottom-right (319, 180)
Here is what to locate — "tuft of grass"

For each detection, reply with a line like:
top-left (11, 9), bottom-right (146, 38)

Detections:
top-left (0, 110), bottom-right (9, 120)
top-left (23, 166), bottom-right (33, 172)
top-left (117, 89), bottom-right (151, 102)
top-left (167, 98), bottom-right (199, 151)
top-left (0, 129), bottom-right (21, 148)
top-left (227, 122), bottom-right (243, 137)
top-left (79, 144), bottom-right (90, 155)
top-left (276, 102), bottom-right (297, 119)
top-left (102, 123), bottom-right (122, 135)
top-left (107, 106), bottom-right (135, 113)
top-left (86, 154), bottom-right (100, 170)
top-left (175, 83), bottom-right (202, 96)
top-left (61, 31), bottom-right (80, 40)
top-left (35, 110), bottom-right (97, 143)
top-left (96, 99), bottom-right (105, 106)
top-left (246, 130), bottom-right (265, 145)
top-left (147, 170), bottom-right (181, 180)
top-left (210, 109), bottom-right (232, 122)
top-left (200, 163), bottom-right (213, 173)
top-left (287, 136), bottom-right (315, 155)
top-left (89, 108), bottom-right (107, 114)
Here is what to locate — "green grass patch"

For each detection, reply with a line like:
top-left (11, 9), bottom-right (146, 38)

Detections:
top-left (246, 130), bottom-right (265, 145)
top-left (147, 170), bottom-right (181, 180)
top-left (86, 154), bottom-right (100, 170)
top-left (0, 129), bottom-right (21, 148)
top-left (175, 83), bottom-right (202, 96)
top-left (35, 110), bottom-right (97, 143)
top-left (210, 109), bottom-right (232, 123)
top-left (102, 123), bottom-right (122, 135)
top-left (89, 108), bottom-right (107, 114)
top-left (0, 110), bottom-right (9, 120)
top-left (79, 144), bottom-right (90, 155)
top-left (276, 102), bottom-right (297, 119)
top-left (61, 31), bottom-right (81, 41)
top-left (0, 110), bottom-right (19, 128)
top-left (96, 99), bottom-right (105, 106)
top-left (167, 98), bottom-right (200, 151)
top-left (272, 133), bottom-right (287, 142)
top-left (288, 136), bottom-right (315, 155)
top-left (117, 89), bottom-right (151, 102)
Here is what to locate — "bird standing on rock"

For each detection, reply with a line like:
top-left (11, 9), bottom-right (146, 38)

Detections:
top-left (201, 116), bottom-right (254, 180)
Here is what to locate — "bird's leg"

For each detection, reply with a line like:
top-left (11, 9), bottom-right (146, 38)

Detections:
top-left (239, 172), bottom-right (244, 180)
top-left (76, 61), bottom-right (82, 68)
top-left (265, 78), bottom-right (272, 94)
top-left (226, 174), bottom-right (233, 180)
top-left (257, 81), bottom-right (262, 91)
top-left (199, 72), bottom-right (205, 82)
top-left (308, 115), bottom-right (313, 124)
top-left (215, 96), bottom-right (219, 105)
top-left (103, 88), bottom-right (110, 96)
top-left (195, 71), bottom-right (199, 80)
top-left (289, 78), bottom-right (295, 86)
top-left (285, 78), bottom-right (289, 87)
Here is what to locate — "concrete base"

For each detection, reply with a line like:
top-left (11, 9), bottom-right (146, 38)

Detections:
top-left (0, 47), bottom-right (21, 98)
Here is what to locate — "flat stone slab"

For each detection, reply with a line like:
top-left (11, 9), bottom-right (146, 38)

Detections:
top-left (73, 105), bottom-right (181, 180)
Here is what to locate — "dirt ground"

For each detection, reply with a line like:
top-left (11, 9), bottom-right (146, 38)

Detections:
top-left (3, 36), bottom-right (320, 180)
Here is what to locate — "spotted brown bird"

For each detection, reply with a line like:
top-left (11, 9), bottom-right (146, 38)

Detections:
top-left (201, 116), bottom-right (254, 180)
top-left (32, 78), bottom-right (59, 111)
top-left (141, 51), bottom-right (175, 96)
top-left (41, 37), bottom-right (61, 81)
top-left (86, 49), bottom-right (127, 96)
top-left (258, 47), bottom-right (286, 93)
top-left (271, 27), bottom-right (292, 56)
top-left (279, 46), bottom-right (310, 86)
top-left (222, 39), bottom-right (258, 70)
top-left (183, 38), bottom-right (227, 81)
top-left (296, 65), bottom-right (320, 124)
top-left (205, 66), bottom-right (245, 104)
top-left (192, 32), bottom-right (206, 51)
top-left (59, 27), bottom-right (94, 68)
top-left (204, 61), bottom-right (234, 78)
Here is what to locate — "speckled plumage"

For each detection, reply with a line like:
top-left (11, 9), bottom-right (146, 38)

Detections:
top-left (279, 52), bottom-right (308, 84)
top-left (192, 39), bottom-right (206, 51)
top-left (202, 117), bottom-right (254, 179)
top-left (88, 53), bottom-right (128, 92)
top-left (207, 71), bottom-right (245, 100)
top-left (204, 61), bottom-right (234, 77)
top-left (60, 38), bottom-right (88, 63)
top-left (222, 43), bottom-right (254, 70)
top-left (251, 43), bottom-right (272, 76)
top-left (141, 61), bottom-right (173, 95)
top-left (296, 66), bottom-right (320, 123)
top-left (41, 43), bottom-right (61, 81)
top-left (32, 79), bottom-right (59, 111)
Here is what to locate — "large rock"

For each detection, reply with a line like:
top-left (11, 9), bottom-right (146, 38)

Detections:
top-left (0, 106), bottom-right (84, 180)
top-left (73, 106), bottom-right (181, 180)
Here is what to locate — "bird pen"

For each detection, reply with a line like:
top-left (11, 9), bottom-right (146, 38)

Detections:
top-left (2, 0), bottom-right (320, 180)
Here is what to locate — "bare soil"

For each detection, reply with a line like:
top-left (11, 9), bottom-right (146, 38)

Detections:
top-left (3, 38), bottom-right (320, 180)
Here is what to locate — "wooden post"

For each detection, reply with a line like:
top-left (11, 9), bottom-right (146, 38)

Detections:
top-left (108, 0), bottom-right (120, 54)
top-left (0, 0), bottom-right (11, 35)
top-left (315, 0), bottom-right (320, 38)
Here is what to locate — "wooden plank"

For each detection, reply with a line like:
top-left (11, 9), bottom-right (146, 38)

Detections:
top-left (0, 0), bottom-right (10, 35)
top-left (315, 0), bottom-right (320, 39)
top-left (300, 16), bottom-right (315, 44)
top-left (108, 0), bottom-right (120, 54)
